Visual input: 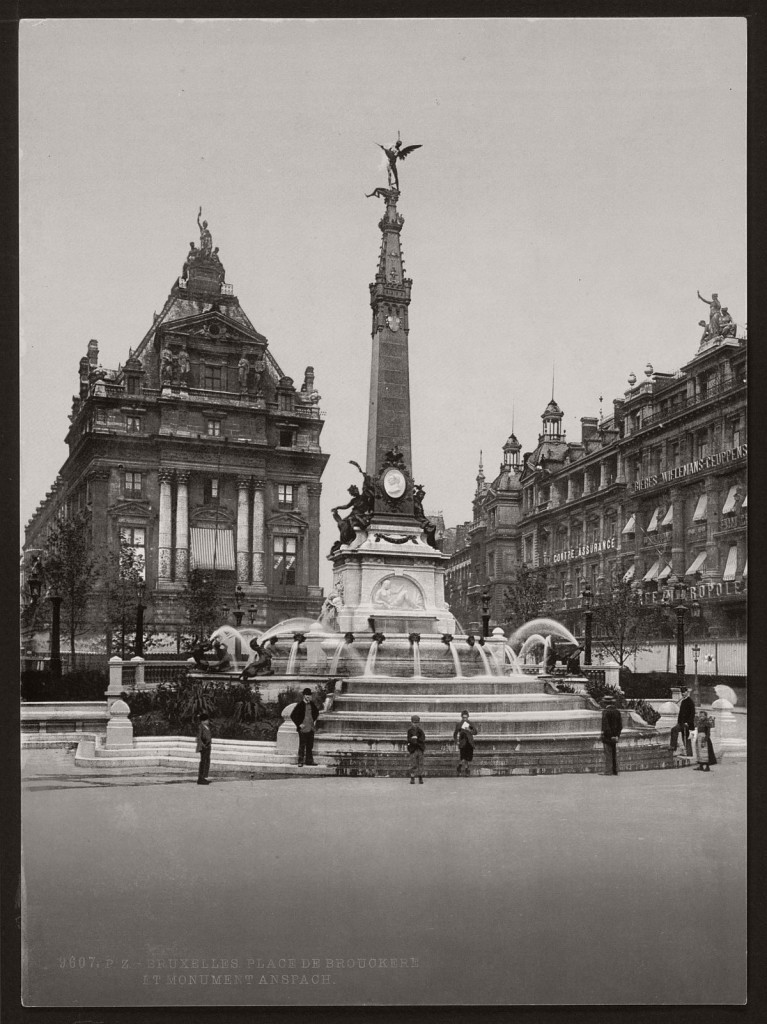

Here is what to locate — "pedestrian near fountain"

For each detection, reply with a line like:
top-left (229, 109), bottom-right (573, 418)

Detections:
top-left (693, 712), bottom-right (716, 772)
top-left (291, 688), bottom-right (319, 766)
top-left (406, 715), bottom-right (426, 784)
top-left (453, 710), bottom-right (478, 776)
top-left (196, 712), bottom-right (212, 785)
top-left (600, 695), bottom-right (622, 775)
top-left (676, 686), bottom-right (696, 756)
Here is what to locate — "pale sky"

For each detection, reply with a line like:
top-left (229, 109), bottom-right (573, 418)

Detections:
top-left (19, 18), bottom-right (746, 593)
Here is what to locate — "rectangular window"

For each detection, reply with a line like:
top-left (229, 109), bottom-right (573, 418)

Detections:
top-left (206, 419), bottom-right (221, 436)
top-left (119, 526), bottom-right (146, 579)
top-left (126, 377), bottom-right (138, 395)
top-left (126, 415), bottom-right (141, 432)
top-left (279, 429), bottom-right (294, 448)
top-left (124, 471), bottom-right (142, 498)
top-left (278, 483), bottom-right (294, 508)
top-left (204, 478), bottom-right (219, 502)
top-left (204, 365), bottom-right (223, 390)
top-left (273, 535), bottom-right (297, 586)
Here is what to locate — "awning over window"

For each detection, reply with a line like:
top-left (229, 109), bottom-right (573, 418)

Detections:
top-left (721, 485), bottom-right (739, 515)
top-left (661, 505), bottom-right (673, 527)
top-left (646, 508), bottom-right (661, 533)
top-left (622, 515), bottom-right (636, 535)
top-left (643, 560), bottom-right (661, 581)
top-left (742, 493), bottom-right (747, 509)
top-left (692, 494), bottom-right (708, 522)
top-left (685, 551), bottom-right (707, 577)
top-left (622, 564), bottom-right (636, 582)
top-left (190, 527), bottom-right (236, 570)
top-left (722, 545), bottom-right (739, 582)
top-left (743, 559), bottom-right (748, 578)
top-left (658, 563), bottom-right (672, 580)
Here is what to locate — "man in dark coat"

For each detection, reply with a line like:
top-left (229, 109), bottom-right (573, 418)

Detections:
top-left (290, 688), bottom-right (319, 766)
top-left (600, 695), bottom-right (623, 775)
top-left (675, 686), bottom-right (696, 755)
top-left (196, 712), bottom-right (212, 785)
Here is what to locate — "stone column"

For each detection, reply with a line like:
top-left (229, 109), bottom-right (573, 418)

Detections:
top-left (307, 484), bottom-right (322, 589)
top-left (158, 470), bottom-right (174, 583)
top-left (237, 478), bottom-right (251, 583)
top-left (296, 485), bottom-right (310, 586)
top-left (251, 479), bottom-right (265, 583)
top-left (599, 461), bottom-right (608, 489)
top-left (670, 487), bottom-right (685, 578)
top-left (174, 471), bottom-right (189, 582)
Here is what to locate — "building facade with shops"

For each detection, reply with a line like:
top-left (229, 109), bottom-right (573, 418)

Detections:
top-left (445, 317), bottom-right (747, 649)
top-left (22, 217), bottom-right (329, 651)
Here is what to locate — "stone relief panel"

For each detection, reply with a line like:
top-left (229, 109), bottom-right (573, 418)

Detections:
top-left (370, 575), bottom-right (425, 610)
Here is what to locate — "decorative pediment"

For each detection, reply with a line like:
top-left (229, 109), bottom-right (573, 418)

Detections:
top-left (107, 500), bottom-right (152, 519)
top-left (160, 311), bottom-right (264, 349)
top-left (191, 504), bottom-right (235, 528)
top-left (266, 510), bottom-right (308, 530)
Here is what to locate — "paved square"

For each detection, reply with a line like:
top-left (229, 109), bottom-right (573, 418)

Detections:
top-left (21, 749), bottom-right (746, 1006)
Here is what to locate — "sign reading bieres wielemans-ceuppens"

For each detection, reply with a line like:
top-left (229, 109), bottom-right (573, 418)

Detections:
top-left (633, 443), bottom-right (747, 492)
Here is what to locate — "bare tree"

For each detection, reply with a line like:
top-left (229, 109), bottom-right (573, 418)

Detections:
top-left (593, 566), bottom-right (662, 667)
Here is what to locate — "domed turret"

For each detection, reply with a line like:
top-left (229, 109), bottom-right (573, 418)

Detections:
top-left (502, 431), bottom-right (521, 469)
top-left (541, 398), bottom-right (563, 440)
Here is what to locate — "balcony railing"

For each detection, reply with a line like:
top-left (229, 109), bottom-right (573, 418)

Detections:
top-left (629, 375), bottom-right (745, 433)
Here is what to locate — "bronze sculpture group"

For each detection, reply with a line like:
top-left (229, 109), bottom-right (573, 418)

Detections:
top-left (697, 290), bottom-right (737, 344)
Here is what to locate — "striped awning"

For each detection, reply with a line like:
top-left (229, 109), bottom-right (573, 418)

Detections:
top-left (722, 544), bottom-right (739, 583)
top-left (742, 493), bottom-right (748, 509)
top-left (661, 505), bottom-right (673, 527)
top-left (685, 551), bottom-right (707, 577)
top-left (190, 527), bottom-right (236, 570)
top-left (721, 485), bottom-right (739, 515)
top-left (622, 515), bottom-right (636, 535)
top-left (743, 559), bottom-right (748, 578)
top-left (692, 494), bottom-right (708, 522)
top-left (623, 564), bottom-right (636, 582)
top-left (646, 508), bottom-right (661, 533)
top-left (643, 560), bottom-right (661, 582)
top-left (658, 563), bottom-right (672, 580)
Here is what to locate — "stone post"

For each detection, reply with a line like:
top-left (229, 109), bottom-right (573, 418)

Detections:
top-left (485, 626), bottom-right (507, 675)
top-left (130, 656), bottom-right (145, 690)
top-left (174, 471), bottom-right (189, 582)
top-left (106, 655), bottom-right (124, 707)
top-left (710, 698), bottom-right (747, 761)
top-left (276, 703), bottom-right (299, 758)
top-left (106, 697), bottom-right (134, 748)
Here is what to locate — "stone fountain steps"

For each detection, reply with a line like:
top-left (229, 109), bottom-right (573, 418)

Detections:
top-left (319, 708), bottom-right (608, 737)
top-left (75, 736), bottom-right (334, 775)
top-left (332, 693), bottom-right (588, 714)
top-left (339, 677), bottom-right (552, 696)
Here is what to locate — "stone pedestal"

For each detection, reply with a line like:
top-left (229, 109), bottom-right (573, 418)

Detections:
top-left (710, 698), bottom-right (747, 761)
top-left (106, 698), bottom-right (134, 748)
top-left (276, 704), bottom-right (299, 758)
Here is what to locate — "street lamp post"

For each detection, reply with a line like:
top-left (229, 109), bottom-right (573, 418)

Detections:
top-left (691, 642), bottom-right (701, 706)
top-left (49, 587), bottom-right (62, 680)
top-left (670, 577), bottom-right (687, 691)
top-left (481, 591), bottom-right (491, 638)
top-left (581, 582), bottom-right (593, 666)
top-left (134, 579), bottom-right (146, 657)
top-left (234, 585), bottom-right (245, 628)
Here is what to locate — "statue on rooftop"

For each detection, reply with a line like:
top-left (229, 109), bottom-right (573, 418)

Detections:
top-left (697, 290), bottom-right (722, 337)
top-left (376, 134), bottom-right (422, 191)
top-left (718, 306), bottom-right (737, 338)
top-left (197, 207), bottom-right (213, 256)
top-left (176, 346), bottom-right (190, 383)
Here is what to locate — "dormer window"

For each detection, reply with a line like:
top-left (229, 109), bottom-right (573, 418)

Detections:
top-left (204, 365), bottom-right (223, 390)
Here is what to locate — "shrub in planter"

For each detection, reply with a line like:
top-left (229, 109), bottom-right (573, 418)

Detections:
top-left (556, 682), bottom-right (577, 694)
top-left (584, 678), bottom-right (626, 707)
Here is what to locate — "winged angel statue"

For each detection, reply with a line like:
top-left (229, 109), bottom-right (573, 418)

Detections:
top-left (376, 134), bottom-right (422, 191)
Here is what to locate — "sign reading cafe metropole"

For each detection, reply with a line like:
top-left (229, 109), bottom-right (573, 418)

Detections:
top-left (633, 443), bottom-right (748, 492)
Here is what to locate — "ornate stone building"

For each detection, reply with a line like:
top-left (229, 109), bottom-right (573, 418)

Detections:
top-left (445, 300), bottom-right (747, 642)
top-left (23, 215), bottom-right (329, 645)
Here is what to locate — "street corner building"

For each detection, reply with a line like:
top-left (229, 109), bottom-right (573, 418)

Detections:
top-left (445, 308), bottom-right (747, 654)
top-left (22, 216), bottom-right (329, 651)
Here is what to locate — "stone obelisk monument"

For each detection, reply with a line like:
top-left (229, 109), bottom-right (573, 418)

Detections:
top-left (329, 142), bottom-right (454, 635)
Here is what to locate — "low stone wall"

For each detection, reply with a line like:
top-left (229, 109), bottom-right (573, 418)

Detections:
top-left (21, 701), bottom-right (110, 743)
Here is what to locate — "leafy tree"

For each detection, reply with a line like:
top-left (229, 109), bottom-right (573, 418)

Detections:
top-left (181, 568), bottom-right (219, 645)
top-left (503, 564), bottom-right (552, 629)
top-left (592, 567), bottom-right (661, 667)
top-left (103, 536), bottom-right (146, 658)
top-left (42, 510), bottom-right (101, 669)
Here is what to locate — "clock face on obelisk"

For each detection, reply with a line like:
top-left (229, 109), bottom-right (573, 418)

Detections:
top-left (386, 314), bottom-right (401, 332)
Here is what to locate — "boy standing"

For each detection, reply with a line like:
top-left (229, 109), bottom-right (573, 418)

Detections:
top-left (406, 715), bottom-right (426, 784)
top-left (196, 712), bottom-right (212, 785)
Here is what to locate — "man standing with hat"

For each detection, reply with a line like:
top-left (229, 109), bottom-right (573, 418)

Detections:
top-left (600, 694), bottom-right (623, 776)
top-left (676, 686), bottom-right (696, 757)
top-left (290, 688), bottom-right (319, 766)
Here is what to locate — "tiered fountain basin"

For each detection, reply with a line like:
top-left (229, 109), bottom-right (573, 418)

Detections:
top-left (196, 622), bottom-right (676, 776)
